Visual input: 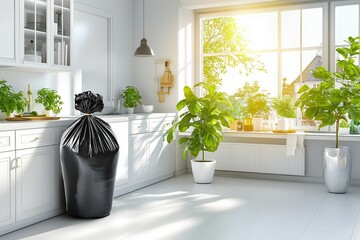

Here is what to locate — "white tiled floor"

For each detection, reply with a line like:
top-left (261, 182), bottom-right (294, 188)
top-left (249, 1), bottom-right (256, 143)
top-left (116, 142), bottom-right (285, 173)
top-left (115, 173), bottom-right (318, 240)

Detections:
top-left (2, 174), bottom-right (360, 240)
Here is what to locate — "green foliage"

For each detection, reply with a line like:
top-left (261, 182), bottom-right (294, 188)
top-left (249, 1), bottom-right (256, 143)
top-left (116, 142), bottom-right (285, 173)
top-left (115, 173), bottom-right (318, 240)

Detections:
top-left (228, 95), bottom-right (245, 119)
top-left (295, 36), bottom-right (360, 148)
top-left (202, 17), bottom-right (265, 85)
top-left (35, 88), bottom-right (63, 114)
top-left (121, 86), bottom-right (142, 108)
top-left (165, 82), bottom-right (233, 161)
top-left (235, 81), bottom-right (270, 118)
top-left (272, 96), bottom-right (297, 118)
top-left (340, 119), bottom-right (350, 128)
top-left (0, 79), bottom-right (27, 116)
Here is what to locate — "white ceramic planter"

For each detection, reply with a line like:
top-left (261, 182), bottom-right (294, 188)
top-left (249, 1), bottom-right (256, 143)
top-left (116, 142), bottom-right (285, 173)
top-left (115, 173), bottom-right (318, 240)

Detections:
top-left (323, 147), bottom-right (352, 193)
top-left (0, 112), bottom-right (7, 120)
top-left (338, 128), bottom-right (349, 135)
top-left (191, 159), bottom-right (216, 184)
top-left (252, 117), bottom-right (263, 131)
top-left (288, 118), bottom-right (297, 130)
top-left (43, 110), bottom-right (55, 116)
top-left (277, 118), bottom-right (289, 130)
top-left (126, 108), bottom-right (134, 114)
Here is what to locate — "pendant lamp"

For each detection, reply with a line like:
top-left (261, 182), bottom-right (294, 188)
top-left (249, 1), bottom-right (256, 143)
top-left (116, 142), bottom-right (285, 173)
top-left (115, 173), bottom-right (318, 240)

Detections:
top-left (134, 0), bottom-right (154, 57)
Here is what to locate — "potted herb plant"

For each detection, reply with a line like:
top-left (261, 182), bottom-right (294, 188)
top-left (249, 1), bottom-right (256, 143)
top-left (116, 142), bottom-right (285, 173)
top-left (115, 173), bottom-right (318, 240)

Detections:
top-left (272, 96), bottom-right (297, 130)
top-left (295, 36), bottom-right (360, 193)
top-left (228, 95), bottom-right (245, 130)
top-left (338, 119), bottom-right (350, 135)
top-left (165, 82), bottom-right (233, 183)
top-left (121, 86), bottom-right (142, 114)
top-left (35, 88), bottom-right (64, 116)
top-left (0, 79), bottom-right (27, 119)
top-left (235, 81), bottom-right (270, 131)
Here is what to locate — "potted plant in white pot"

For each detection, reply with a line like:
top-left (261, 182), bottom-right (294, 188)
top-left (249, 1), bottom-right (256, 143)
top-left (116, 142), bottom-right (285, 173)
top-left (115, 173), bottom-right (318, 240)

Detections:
top-left (0, 79), bottom-right (27, 119)
top-left (272, 96), bottom-right (297, 130)
top-left (121, 86), bottom-right (142, 114)
top-left (295, 36), bottom-right (360, 193)
top-left (35, 88), bottom-right (64, 116)
top-left (165, 82), bottom-right (233, 183)
top-left (235, 81), bottom-right (270, 131)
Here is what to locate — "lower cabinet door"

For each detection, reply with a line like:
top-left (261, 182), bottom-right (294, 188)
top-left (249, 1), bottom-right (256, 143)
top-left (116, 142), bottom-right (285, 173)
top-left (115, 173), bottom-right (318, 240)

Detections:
top-left (150, 130), bottom-right (175, 178)
top-left (129, 133), bottom-right (150, 183)
top-left (0, 151), bottom-right (15, 228)
top-left (15, 145), bottom-right (60, 221)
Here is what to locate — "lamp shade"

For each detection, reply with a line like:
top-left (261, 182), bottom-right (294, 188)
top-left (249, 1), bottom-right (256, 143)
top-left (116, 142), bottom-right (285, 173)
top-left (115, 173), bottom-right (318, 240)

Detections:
top-left (134, 38), bottom-right (154, 57)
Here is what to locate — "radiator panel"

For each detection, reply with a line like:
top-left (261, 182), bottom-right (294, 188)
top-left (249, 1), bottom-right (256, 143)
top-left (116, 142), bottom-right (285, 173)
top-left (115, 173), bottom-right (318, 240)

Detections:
top-left (204, 143), bottom-right (305, 176)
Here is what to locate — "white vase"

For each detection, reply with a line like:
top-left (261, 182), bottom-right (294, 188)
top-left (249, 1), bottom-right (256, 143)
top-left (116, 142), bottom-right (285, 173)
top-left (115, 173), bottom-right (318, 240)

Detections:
top-left (126, 108), bottom-right (134, 114)
top-left (0, 112), bottom-right (6, 120)
top-left (252, 117), bottom-right (263, 131)
top-left (288, 118), bottom-right (297, 130)
top-left (323, 147), bottom-right (352, 193)
top-left (338, 128), bottom-right (349, 135)
top-left (43, 110), bottom-right (55, 116)
top-left (277, 118), bottom-right (289, 130)
top-left (191, 159), bottom-right (216, 184)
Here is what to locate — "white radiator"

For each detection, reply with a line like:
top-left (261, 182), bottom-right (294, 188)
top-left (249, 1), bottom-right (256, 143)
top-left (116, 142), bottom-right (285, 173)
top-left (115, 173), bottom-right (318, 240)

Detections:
top-left (204, 143), bottom-right (305, 176)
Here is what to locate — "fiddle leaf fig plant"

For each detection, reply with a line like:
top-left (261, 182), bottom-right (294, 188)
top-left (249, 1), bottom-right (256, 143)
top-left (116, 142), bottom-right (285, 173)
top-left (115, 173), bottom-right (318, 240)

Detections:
top-left (165, 82), bottom-right (233, 162)
top-left (0, 79), bottom-right (27, 116)
top-left (35, 88), bottom-right (63, 114)
top-left (121, 86), bottom-right (142, 108)
top-left (295, 36), bottom-right (360, 148)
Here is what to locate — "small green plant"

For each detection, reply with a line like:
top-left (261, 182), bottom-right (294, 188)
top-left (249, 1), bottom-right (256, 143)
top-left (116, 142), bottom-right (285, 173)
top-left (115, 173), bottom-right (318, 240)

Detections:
top-left (165, 82), bottom-right (233, 161)
top-left (121, 86), bottom-right (142, 108)
top-left (235, 81), bottom-right (270, 118)
top-left (295, 36), bottom-right (360, 148)
top-left (340, 119), bottom-right (350, 128)
top-left (35, 88), bottom-right (63, 114)
top-left (0, 79), bottom-right (27, 116)
top-left (228, 95), bottom-right (245, 120)
top-left (272, 96), bottom-right (297, 118)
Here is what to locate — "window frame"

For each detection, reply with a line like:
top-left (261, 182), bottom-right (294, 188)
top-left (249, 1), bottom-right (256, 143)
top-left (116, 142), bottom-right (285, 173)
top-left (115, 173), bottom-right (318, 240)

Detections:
top-left (195, 1), bottom-right (360, 132)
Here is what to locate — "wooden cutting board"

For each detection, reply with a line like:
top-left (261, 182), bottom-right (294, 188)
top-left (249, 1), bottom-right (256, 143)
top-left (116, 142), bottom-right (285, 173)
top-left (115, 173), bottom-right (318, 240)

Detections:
top-left (6, 116), bottom-right (60, 121)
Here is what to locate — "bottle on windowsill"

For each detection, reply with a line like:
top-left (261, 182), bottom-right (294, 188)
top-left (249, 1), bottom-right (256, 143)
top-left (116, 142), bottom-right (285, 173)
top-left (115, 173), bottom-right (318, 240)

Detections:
top-left (27, 84), bottom-right (34, 113)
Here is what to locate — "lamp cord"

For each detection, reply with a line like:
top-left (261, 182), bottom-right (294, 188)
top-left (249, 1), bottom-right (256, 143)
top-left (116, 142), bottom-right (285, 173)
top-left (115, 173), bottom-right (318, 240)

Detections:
top-left (142, 0), bottom-right (145, 38)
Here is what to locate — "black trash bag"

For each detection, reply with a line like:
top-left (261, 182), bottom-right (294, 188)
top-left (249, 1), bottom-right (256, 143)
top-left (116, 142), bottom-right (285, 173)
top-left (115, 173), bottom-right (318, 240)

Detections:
top-left (60, 91), bottom-right (119, 218)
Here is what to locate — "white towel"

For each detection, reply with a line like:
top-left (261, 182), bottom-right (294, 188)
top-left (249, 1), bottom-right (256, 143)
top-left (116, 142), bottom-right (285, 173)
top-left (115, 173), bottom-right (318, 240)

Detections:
top-left (286, 133), bottom-right (305, 156)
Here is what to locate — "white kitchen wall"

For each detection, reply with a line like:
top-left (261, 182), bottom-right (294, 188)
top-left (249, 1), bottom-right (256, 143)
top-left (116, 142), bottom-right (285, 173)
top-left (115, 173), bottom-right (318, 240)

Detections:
top-left (133, 0), bottom-right (179, 113)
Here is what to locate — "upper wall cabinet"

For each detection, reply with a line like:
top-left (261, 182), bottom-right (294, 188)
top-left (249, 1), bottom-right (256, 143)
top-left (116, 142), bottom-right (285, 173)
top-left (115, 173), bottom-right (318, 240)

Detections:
top-left (0, 0), bottom-right (18, 65)
top-left (0, 0), bottom-right (72, 71)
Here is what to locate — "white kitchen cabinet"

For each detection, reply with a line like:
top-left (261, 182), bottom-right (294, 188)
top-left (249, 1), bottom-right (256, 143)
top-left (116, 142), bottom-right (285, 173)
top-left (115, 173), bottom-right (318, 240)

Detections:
top-left (129, 133), bottom-right (150, 183)
top-left (15, 145), bottom-right (60, 221)
top-left (128, 117), bottom-right (175, 189)
top-left (0, 0), bottom-right (72, 70)
top-left (0, 151), bottom-right (16, 229)
top-left (0, 0), bottom-right (18, 65)
top-left (150, 130), bottom-right (175, 178)
top-left (109, 121), bottom-right (129, 197)
top-left (0, 127), bottom-right (64, 236)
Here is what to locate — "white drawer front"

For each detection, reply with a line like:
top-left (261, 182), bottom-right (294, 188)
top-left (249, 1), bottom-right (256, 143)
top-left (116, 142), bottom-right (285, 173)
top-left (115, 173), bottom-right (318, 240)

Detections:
top-left (130, 120), bottom-right (149, 134)
top-left (0, 131), bottom-right (15, 152)
top-left (16, 128), bottom-right (58, 149)
top-left (150, 118), bottom-right (173, 132)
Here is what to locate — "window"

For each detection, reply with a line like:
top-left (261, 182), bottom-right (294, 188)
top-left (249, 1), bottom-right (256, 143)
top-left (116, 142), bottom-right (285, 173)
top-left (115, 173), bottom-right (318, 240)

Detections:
top-left (197, 1), bottom-right (360, 129)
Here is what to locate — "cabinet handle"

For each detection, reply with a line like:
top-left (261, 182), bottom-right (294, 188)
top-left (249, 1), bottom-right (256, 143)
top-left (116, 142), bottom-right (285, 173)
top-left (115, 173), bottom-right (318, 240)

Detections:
top-left (15, 157), bottom-right (20, 168)
top-left (30, 137), bottom-right (40, 142)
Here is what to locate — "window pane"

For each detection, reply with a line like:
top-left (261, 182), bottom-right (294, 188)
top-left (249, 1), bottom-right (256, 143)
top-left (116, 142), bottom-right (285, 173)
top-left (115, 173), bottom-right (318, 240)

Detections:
top-left (219, 52), bottom-right (278, 96)
top-left (237, 12), bottom-right (277, 50)
top-left (281, 10), bottom-right (300, 48)
top-left (302, 8), bottom-right (323, 47)
top-left (335, 5), bottom-right (359, 45)
top-left (302, 50), bottom-right (322, 85)
top-left (281, 51), bottom-right (300, 93)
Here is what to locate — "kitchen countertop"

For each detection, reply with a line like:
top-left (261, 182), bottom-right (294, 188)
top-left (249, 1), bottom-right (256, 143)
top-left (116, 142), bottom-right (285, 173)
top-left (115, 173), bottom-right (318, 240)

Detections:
top-left (0, 113), bottom-right (177, 131)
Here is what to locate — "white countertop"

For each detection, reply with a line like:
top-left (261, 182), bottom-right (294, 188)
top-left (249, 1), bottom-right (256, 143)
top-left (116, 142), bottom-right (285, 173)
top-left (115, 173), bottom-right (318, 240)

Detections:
top-left (0, 113), bottom-right (177, 131)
